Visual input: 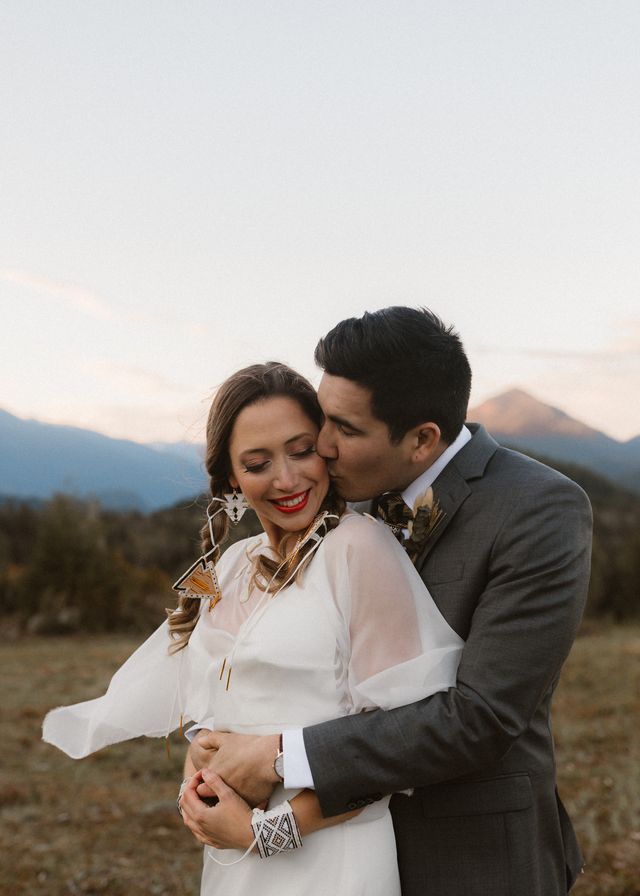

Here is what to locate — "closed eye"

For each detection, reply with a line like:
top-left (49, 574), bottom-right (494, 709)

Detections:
top-left (290, 445), bottom-right (317, 459)
top-left (243, 461), bottom-right (269, 473)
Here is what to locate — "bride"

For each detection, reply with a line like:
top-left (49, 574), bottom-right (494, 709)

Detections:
top-left (44, 362), bottom-right (463, 895)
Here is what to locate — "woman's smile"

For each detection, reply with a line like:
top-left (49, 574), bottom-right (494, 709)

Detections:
top-left (228, 395), bottom-right (330, 547)
top-left (269, 489), bottom-right (311, 513)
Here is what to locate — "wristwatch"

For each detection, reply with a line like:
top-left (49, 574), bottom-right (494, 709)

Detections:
top-left (273, 734), bottom-right (284, 783)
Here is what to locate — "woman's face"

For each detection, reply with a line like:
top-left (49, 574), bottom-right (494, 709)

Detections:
top-left (228, 395), bottom-right (330, 547)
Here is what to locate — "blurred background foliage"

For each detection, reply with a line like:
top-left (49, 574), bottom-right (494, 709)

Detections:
top-left (1, 454), bottom-right (638, 637)
top-left (0, 494), bottom-right (261, 636)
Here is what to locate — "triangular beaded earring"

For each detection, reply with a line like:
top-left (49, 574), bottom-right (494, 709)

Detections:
top-left (172, 491), bottom-right (249, 611)
top-left (220, 489), bottom-right (250, 523)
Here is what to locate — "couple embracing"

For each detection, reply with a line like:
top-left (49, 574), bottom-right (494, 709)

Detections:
top-left (44, 306), bottom-right (592, 895)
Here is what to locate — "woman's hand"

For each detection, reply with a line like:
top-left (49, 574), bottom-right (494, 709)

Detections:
top-left (179, 769), bottom-right (255, 850)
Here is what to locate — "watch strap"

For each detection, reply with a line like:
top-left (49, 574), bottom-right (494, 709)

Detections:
top-left (273, 733), bottom-right (284, 783)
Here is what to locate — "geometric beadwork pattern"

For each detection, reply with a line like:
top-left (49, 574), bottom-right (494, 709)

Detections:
top-left (221, 491), bottom-right (250, 524)
top-left (252, 803), bottom-right (303, 858)
top-left (172, 551), bottom-right (222, 608)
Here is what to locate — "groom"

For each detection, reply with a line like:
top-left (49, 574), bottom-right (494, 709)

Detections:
top-left (190, 306), bottom-right (592, 895)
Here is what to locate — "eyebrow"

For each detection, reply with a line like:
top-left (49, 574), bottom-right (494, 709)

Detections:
top-left (238, 431), bottom-right (316, 457)
top-left (326, 414), bottom-right (365, 434)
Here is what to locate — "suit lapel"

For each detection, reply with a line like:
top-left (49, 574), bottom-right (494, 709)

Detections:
top-left (414, 465), bottom-right (470, 563)
top-left (414, 424), bottom-right (499, 567)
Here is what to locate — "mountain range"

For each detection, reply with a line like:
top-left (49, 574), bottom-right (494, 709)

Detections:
top-left (1, 390), bottom-right (638, 509)
top-left (0, 409), bottom-right (205, 511)
top-left (468, 389), bottom-right (640, 494)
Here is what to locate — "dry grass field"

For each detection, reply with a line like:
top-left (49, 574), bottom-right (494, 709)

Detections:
top-left (1, 624), bottom-right (638, 895)
top-left (552, 623), bottom-right (640, 895)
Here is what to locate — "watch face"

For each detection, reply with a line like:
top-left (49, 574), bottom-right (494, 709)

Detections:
top-left (274, 752), bottom-right (285, 780)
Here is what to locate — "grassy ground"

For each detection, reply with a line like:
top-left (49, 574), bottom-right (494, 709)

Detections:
top-left (0, 637), bottom-right (202, 895)
top-left (1, 625), bottom-right (638, 895)
top-left (553, 623), bottom-right (640, 895)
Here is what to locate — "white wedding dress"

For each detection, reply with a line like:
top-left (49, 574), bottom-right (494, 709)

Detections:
top-left (44, 511), bottom-right (463, 895)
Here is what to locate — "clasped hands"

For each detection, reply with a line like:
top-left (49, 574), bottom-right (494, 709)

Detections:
top-left (179, 730), bottom-right (279, 850)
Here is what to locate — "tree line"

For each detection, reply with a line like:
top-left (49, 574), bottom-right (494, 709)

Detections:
top-left (1, 457), bottom-right (638, 636)
top-left (0, 495), bottom-right (259, 636)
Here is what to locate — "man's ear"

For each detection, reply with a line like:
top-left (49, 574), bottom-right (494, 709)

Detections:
top-left (410, 422), bottom-right (442, 464)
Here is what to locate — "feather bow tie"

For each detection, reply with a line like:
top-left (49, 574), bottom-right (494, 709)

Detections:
top-left (375, 488), bottom-right (445, 564)
top-left (375, 493), bottom-right (414, 532)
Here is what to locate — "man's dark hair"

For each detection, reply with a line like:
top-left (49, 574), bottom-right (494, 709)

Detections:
top-left (315, 306), bottom-right (472, 444)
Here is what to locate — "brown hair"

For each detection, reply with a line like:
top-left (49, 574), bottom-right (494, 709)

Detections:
top-left (168, 362), bottom-right (344, 651)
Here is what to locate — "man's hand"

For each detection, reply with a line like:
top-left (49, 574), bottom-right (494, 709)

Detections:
top-left (188, 729), bottom-right (217, 773)
top-left (196, 731), bottom-right (280, 808)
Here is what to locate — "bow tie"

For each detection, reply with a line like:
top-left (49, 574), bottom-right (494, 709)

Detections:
top-left (375, 492), bottom-right (414, 534)
top-left (375, 490), bottom-right (445, 564)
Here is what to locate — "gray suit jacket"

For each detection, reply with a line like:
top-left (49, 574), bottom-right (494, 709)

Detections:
top-left (303, 424), bottom-right (593, 896)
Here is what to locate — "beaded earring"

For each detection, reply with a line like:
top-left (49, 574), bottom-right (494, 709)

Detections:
top-left (171, 491), bottom-right (249, 611)
top-left (219, 489), bottom-right (250, 523)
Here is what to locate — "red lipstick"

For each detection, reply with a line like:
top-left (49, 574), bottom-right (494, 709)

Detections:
top-left (269, 490), bottom-right (310, 514)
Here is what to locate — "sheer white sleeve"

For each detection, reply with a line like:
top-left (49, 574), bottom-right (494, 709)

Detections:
top-left (42, 538), bottom-right (256, 759)
top-left (323, 514), bottom-right (464, 713)
top-left (42, 619), bottom-right (194, 758)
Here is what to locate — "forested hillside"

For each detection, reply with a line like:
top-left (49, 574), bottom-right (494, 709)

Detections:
top-left (0, 496), bottom-right (261, 636)
top-left (1, 454), bottom-right (638, 636)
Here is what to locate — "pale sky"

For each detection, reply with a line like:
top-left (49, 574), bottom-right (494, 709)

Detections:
top-left (2, 1), bottom-right (639, 445)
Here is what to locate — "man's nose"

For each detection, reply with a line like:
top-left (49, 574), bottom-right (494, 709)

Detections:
top-left (316, 423), bottom-right (338, 460)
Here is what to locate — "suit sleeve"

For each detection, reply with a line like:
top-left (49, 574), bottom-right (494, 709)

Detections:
top-left (303, 475), bottom-right (593, 817)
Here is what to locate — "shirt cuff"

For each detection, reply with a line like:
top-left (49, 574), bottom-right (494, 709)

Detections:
top-left (282, 728), bottom-right (315, 790)
top-left (183, 719), bottom-right (215, 743)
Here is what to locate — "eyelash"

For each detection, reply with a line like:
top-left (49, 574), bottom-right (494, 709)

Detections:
top-left (243, 445), bottom-right (316, 474)
top-left (243, 463), bottom-right (268, 474)
top-left (337, 424), bottom-right (357, 437)
top-left (293, 445), bottom-right (317, 458)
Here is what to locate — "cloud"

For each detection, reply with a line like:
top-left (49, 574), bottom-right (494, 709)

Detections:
top-left (474, 343), bottom-right (640, 362)
top-left (0, 267), bottom-right (207, 342)
top-left (613, 320), bottom-right (640, 354)
top-left (76, 402), bottom-right (207, 445)
top-left (87, 359), bottom-right (193, 397)
top-left (0, 267), bottom-right (114, 321)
